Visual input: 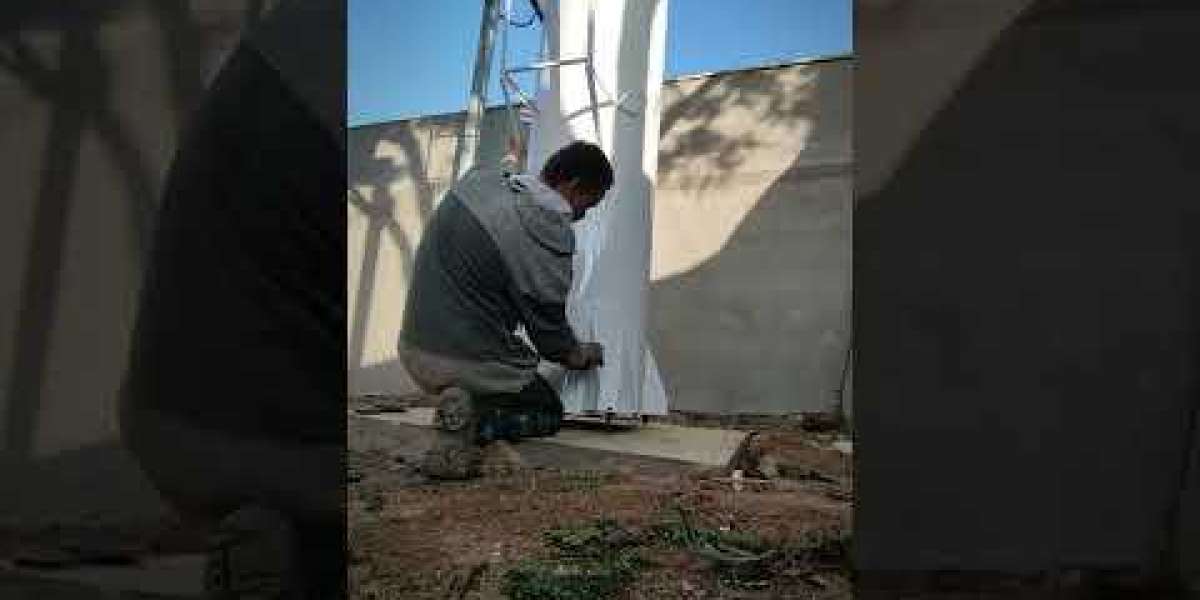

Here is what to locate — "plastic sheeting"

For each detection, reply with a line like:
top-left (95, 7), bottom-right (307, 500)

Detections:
top-left (524, 0), bottom-right (669, 416)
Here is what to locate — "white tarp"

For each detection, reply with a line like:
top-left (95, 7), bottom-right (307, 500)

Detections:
top-left (525, 0), bottom-right (669, 416)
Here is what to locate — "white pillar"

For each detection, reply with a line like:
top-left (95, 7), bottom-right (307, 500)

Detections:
top-left (526, 0), bottom-right (669, 416)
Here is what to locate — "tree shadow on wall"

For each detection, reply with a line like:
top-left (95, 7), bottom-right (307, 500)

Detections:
top-left (655, 58), bottom-right (831, 190)
top-left (1, 1), bottom-right (261, 461)
top-left (647, 59), bottom-right (853, 416)
top-left (852, 3), bottom-right (1200, 578)
top-left (0, 0), bottom-right (270, 554)
top-left (345, 119), bottom-right (443, 389)
top-left (581, 1), bottom-right (850, 418)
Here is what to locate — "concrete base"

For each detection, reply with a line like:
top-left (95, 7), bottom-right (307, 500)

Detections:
top-left (359, 408), bottom-right (748, 468)
top-left (2, 554), bottom-right (205, 599)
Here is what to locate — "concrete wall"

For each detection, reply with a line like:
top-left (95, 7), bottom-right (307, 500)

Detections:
top-left (347, 57), bottom-right (854, 416)
top-left (855, 0), bottom-right (1200, 580)
top-left (0, 1), bottom-right (262, 518)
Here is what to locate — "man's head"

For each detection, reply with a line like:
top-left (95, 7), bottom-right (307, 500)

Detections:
top-left (539, 141), bottom-right (614, 221)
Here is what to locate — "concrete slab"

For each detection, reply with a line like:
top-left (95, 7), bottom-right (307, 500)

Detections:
top-left (2, 554), bottom-right (205, 598)
top-left (549, 424), bottom-right (746, 467)
top-left (355, 408), bottom-right (748, 468)
top-left (364, 406), bottom-right (435, 428)
top-left (351, 415), bottom-right (705, 482)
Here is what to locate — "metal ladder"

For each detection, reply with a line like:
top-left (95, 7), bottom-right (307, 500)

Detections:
top-left (497, 0), bottom-right (640, 154)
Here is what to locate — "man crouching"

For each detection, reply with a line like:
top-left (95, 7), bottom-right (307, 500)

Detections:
top-left (399, 141), bottom-right (611, 479)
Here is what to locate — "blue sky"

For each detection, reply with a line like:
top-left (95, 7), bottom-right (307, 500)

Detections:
top-left (348, 0), bottom-right (852, 127)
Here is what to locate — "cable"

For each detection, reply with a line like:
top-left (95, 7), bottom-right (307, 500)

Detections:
top-left (498, 0), bottom-right (526, 165)
top-left (510, 13), bottom-right (537, 28)
top-left (507, 0), bottom-right (542, 28)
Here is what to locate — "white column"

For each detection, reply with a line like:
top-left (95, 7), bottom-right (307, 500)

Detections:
top-left (526, 0), bottom-right (669, 416)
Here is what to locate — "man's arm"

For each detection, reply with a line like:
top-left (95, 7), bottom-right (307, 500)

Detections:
top-left (515, 289), bottom-right (604, 371)
top-left (511, 246), bottom-right (604, 371)
top-left (505, 196), bottom-right (604, 370)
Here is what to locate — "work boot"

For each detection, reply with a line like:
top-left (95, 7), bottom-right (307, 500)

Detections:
top-left (420, 387), bottom-right (485, 480)
top-left (534, 394), bottom-right (564, 437)
top-left (477, 395), bottom-right (544, 442)
top-left (203, 505), bottom-right (300, 599)
top-left (483, 387), bottom-right (564, 441)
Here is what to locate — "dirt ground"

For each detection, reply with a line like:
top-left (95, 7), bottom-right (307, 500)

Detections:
top-left (348, 414), bottom-right (854, 599)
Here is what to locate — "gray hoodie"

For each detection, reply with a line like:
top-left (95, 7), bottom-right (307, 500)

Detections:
top-left (399, 168), bottom-right (579, 395)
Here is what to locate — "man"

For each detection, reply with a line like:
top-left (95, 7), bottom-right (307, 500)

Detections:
top-left (400, 140), bottom-right (612, 479)
top-left (120, 2), bottom-right (345, 597)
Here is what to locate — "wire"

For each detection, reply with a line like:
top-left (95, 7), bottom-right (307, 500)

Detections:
top-left (498, 0), bottom-right (525, 165)
top-left (510, 13), bottom-right (537, 28)
top-left (507, 0), bottom-right (542, 28)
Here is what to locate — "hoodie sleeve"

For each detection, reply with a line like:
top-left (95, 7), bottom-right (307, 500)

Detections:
top-left (508, 205), bottom-right (580, 363)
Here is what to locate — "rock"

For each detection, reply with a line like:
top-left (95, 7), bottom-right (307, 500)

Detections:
top-left (728, 432), bottom-right (848, 481)
top-left (419, 434), bottom-right (484, 481)
top-left (758, 454), bottom-right (781, 479)
top-left (479, 441), bottom-right (531, 480)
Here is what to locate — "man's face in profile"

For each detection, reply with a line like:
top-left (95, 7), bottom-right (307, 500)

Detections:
top-left (559, 179), bottom-right (609, 221)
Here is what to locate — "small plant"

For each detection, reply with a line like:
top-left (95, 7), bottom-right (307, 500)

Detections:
top-left (544, 518), bottom-right (632, 557)
top-left (649, 504), bottom-right (771, 555)
top-left (555, 469), bottom-right (612, 492)
top-left (502, 551), bottom-right (643, 600)
top-left (647, 503), bottom-right (791, 591)
top-left (797, 525), bottom-right (853, 577)
top-left (502, 520), bottom-right (646, 600)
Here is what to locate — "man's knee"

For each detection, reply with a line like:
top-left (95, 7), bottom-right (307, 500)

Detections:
top-left (536, 360), bottom-right (567, 390)
top-left (399, 354), bottom-right (451, 397)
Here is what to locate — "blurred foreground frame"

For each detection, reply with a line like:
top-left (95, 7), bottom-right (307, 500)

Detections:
top-left (1, 0), bottom-right (346, 597)
top-left (855, 0), bottom-right (1200, 596)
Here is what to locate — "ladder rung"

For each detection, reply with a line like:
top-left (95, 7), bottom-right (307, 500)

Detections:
top-left (505, 56), bottom-right (588, 74)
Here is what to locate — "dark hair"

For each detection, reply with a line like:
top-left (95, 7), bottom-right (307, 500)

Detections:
top-left (540, 141), bottom-right (614, 192)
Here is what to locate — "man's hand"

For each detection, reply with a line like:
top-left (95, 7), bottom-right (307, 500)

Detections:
top-left (563, 342), bottom-right (604, 371)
